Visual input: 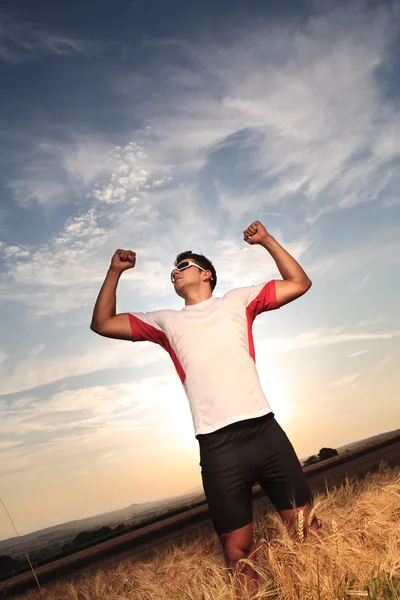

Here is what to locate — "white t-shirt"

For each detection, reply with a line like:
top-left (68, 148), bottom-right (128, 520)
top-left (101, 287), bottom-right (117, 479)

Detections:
top-left (129, 280), bottom-right (279, 436)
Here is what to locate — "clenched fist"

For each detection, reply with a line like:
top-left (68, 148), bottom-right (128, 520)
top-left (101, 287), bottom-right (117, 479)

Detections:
top-left (243, 221), bottom-right (270, 245)
top-left (110, 249), bottom-right (136, 273)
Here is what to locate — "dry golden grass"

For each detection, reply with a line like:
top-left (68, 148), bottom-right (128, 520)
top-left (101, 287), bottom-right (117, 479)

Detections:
top-left (18, 464), bottom-right (400, 600)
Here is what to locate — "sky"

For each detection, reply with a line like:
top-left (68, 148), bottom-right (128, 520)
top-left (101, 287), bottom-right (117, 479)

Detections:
top-left (0, 0), bottom-right (399, 540)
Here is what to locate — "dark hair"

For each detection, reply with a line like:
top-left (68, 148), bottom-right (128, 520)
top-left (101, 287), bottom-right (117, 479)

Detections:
top-left (174, 251), bottom-right (217, 292)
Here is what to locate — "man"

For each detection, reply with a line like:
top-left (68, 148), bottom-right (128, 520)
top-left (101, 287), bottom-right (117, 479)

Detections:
top-left (90, 220), bottom-right (319, 595)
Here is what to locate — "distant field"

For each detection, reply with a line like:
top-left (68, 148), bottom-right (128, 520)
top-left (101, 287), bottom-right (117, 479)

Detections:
top-left (2, 430), bottom-right (399, 598)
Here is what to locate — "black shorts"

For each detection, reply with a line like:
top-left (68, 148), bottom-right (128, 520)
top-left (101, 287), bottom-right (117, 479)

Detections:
top-left (197, 412), bottom-right (312, 535)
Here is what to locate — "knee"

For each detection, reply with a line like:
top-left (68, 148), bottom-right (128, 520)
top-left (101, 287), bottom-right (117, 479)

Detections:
top-left (222, 541), bottom-right (255, 569)
top-left (307, 514), bottom-right (320, 533)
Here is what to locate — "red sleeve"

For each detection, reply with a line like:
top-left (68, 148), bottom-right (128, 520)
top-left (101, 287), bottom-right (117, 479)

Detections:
top-left (128, 313), bottom-right (165, 343)
top-left (246, 281), bottom-right (278, 320)
top-left (128, 313), bottom-right (186, 384)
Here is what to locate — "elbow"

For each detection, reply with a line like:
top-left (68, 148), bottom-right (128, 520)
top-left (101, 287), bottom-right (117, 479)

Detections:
top-left (90, 321), bottom-right (101, 335)
top-left (299, 278), bottom-right (312, 296)
top-left (304, 278), bottom-right (312, 294)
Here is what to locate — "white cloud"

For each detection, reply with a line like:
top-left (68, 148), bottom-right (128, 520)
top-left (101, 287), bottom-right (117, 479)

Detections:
top-left (1, 245), bottom-right (30, 258)
top-left (0, 209), bottom-right (110, 314)
top-left (90, 142), bottom-right (174, 206)
top-left (355, 318), bottom-right (384, 328)
top-left (1, 3), bottom-right (399, 418)
top-left (9, 171), bottom-right (68, 208)
top-left (370, 355), bottom-right (392, 371)
top-left (0, 13), bottom-right (101, 63)
top-left (0, 195), bottom-right (172, 316)
top-left (53, 137), bottom-right (114, 188)
top-left (0, 375), bottom-right (185, 476)
top-left (114, 2), bottom-right (400, 221)
top-left (355, 274), bottom-right (371, 292)
top-left (308, 234), bottom-right (400, 280)
top-left (93, 142), bottom-right (168, 205)
top-left (5, 2), bottom-right (400, 222)
top-left (9, 137), bottom-right (113, 207)
top-left (0, 337), bottom-right (165, 396)
top-left (2, 380), bottom-right (160, 436)
top-left (329, 373), bottom-right (359, 388)
top-left (348, 350), bottom-right (368, 358)
top-left (214, 236), bottom-right (310, 290)
top-left (259, 327), bottom-right (400, 354)
top-left (0, 441), bottom-right (22, 450)
top-left (0, 135), bottom-right (223, 316)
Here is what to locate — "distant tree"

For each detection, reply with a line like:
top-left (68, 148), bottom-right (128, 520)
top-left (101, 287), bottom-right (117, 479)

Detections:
top-left (72, 526), bottom-right (112, 547)
top-left (72, 531), bottom-right (91, 546)
top-left (318, 447), bottom-right (338, 461)
top-left (303, 455), bottom-right (319, 467)
top-left (0, 555), bottom-right (18, 576)
top-left (97, 526), bottom-right (112, 537)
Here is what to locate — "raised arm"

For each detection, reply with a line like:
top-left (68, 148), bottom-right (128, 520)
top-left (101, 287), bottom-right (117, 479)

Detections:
top-left (243, 221), bottom-right (312, 307)
top-left (90, 249), bottom-right (136, 340)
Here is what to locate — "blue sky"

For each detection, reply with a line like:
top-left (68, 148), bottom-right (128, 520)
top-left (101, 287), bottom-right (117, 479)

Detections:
top-left (0, 0), bottom-right (399, 539)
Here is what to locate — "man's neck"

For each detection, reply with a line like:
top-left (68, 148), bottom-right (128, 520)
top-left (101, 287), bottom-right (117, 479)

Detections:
top-left (184, 290), bottom-right (213, 306)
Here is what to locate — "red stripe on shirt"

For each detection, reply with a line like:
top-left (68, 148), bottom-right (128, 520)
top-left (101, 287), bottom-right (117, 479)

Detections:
top-left (128, 314), bottom-right (186, 384)
top-left (246, 281), bottom-right (278, 361)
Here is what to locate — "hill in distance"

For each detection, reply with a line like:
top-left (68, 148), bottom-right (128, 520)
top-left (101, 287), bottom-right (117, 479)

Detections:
top-left (335, 428), bottom-right (400, 453)
top-left (1, 427), bottom-right (398, 557)
top-left (0, 488), bottom-right (205, 558)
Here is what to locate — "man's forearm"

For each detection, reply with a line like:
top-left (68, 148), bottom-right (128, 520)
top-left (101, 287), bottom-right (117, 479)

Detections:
top-left (90, 268), bottom-right (122, 330)
top-left (260, 235), bottom-right (311, 284)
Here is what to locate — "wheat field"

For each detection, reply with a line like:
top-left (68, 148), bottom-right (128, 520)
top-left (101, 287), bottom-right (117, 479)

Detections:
top-left (16, 464), bottom-right (400, 600)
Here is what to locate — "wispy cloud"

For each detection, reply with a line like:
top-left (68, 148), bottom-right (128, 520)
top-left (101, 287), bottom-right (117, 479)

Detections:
top-left (260, 327), bottom-right (400, 354)
top-left (0, 13), bottom-right (101, 63)
top-left (355, 274), bottom-right (371, 292)
top-left (355, 318), bottom-right (385, 328)
top-left (6, 2), bottom-right (400, 221)
top-left (1, 375), bottom-right (184, 476)
top-left (8, 137), bottom-right (114, 208)
top-left (0, 338), bottom-right (163, 396)
top-left (370, 355), bottom-right (392, 371)
top-left (348, 350), bottom-right (368, 358)
top-left (0, 2), bottom-right (398, 398)
top-left (214, 236), bottom-right (310, 290)
top-left (93, 142), bottom-right (173, 205)
top-left (308, 235), bottom-right (400, 280)
top-left (0, 440), bottom-right (22, 450)
top-left (329, 373), bottom-right (360, 388)
top-left (110, 2), bottom-right (400, 221)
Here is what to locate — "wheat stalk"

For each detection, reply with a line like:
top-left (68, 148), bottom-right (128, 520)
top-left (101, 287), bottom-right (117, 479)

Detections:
top-left (0, 496), bottom-right (42, 591)
top-left (332, 519), bottom-right (340, 556)
top-left (307, 502), bottom-right (320, 529)
top-left (5, 465), bottom-right (399, 600)
top-left (297, 508), bottom-right (305, 543)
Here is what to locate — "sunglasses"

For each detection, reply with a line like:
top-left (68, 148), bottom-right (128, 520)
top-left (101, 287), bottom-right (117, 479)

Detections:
top-left (170, 260), bottom-right (213, 283)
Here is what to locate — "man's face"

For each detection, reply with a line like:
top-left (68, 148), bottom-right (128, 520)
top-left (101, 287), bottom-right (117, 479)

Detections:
top-left (171, 260), bottom-right (208, 297)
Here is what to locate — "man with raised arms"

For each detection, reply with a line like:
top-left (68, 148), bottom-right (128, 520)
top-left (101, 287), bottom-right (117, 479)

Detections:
top-left (91, 220), bottom-right (319, 597)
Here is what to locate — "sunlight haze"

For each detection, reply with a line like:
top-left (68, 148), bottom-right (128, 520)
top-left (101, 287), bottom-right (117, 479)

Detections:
top-left (0, 0), bottom-right (399, 540)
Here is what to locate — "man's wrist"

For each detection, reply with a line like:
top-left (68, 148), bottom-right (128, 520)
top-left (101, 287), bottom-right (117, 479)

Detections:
top-left (108, 266), bottom-right (123, 278)
top-left (259, 234), bottom-right (275, 250)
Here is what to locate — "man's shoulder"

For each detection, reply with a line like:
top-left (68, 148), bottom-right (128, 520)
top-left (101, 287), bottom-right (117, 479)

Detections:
top-left (145, 307), bottom-right (179, 320)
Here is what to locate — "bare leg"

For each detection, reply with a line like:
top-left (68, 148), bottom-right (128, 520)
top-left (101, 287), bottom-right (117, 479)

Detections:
top-left (279, 504), bottom-right (320, 540)
top-left (218, 522), bottom-right (258, 598)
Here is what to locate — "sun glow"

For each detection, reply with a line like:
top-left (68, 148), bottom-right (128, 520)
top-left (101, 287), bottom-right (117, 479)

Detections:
top-left (257, 366), bottom-right (295, 424)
